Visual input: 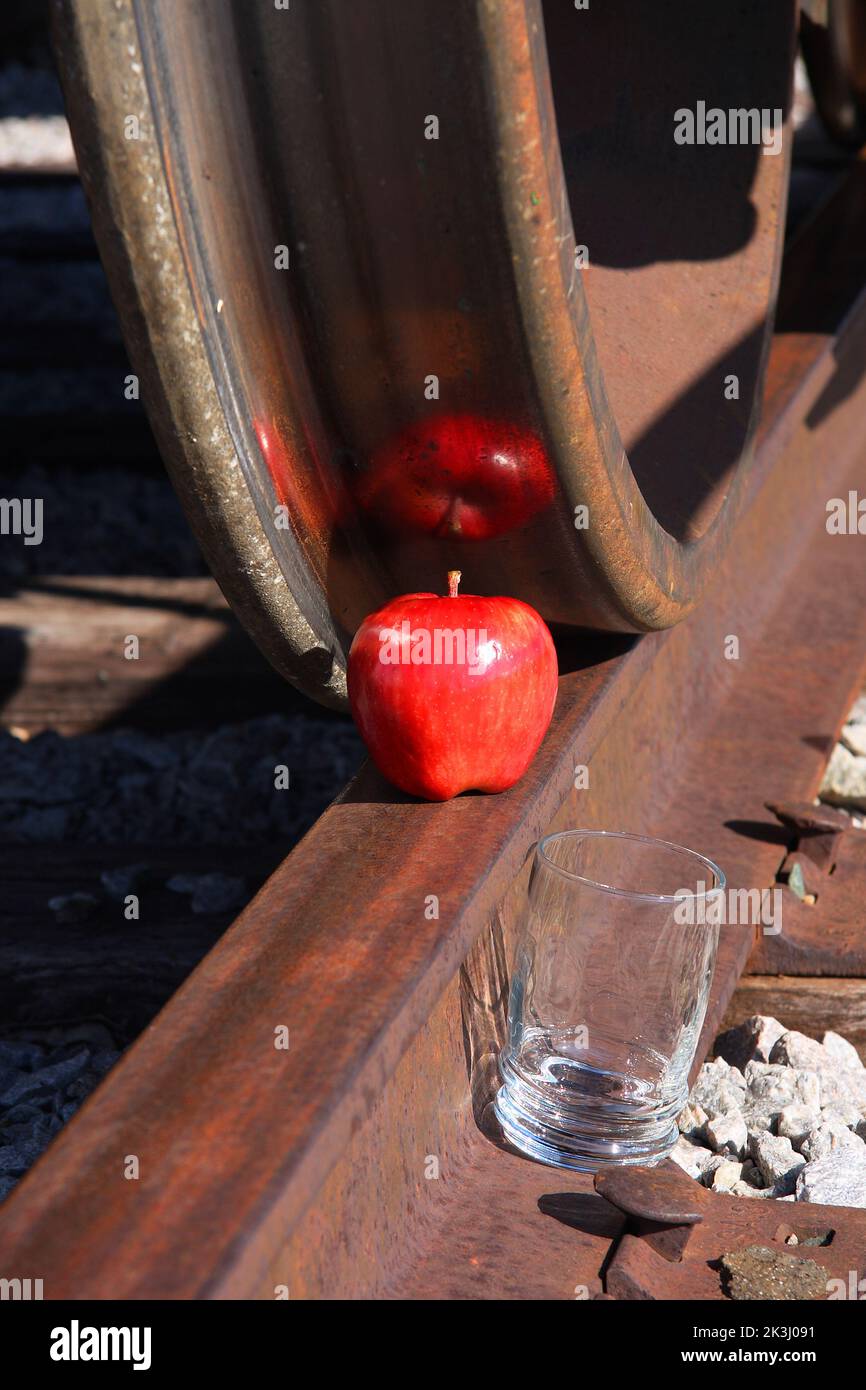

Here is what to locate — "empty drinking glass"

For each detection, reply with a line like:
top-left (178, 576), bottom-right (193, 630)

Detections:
top-left (494, 830), bottom-right (725, 1170)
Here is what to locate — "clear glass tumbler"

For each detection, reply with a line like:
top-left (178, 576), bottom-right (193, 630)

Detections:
top-left (494, 830), bottom-right (725, 1170)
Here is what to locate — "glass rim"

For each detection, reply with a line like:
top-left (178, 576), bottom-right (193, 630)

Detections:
top-left (537, 829), bottom-right (726, 904)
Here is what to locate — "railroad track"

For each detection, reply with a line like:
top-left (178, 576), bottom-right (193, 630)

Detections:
top-left (2, 0), bottom-right (866, 1304)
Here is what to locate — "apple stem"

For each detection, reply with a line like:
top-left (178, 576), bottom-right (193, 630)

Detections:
top-left (447, 570), bottom-right (462, 598)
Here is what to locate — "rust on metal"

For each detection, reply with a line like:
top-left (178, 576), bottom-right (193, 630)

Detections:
top-left (594, 1162), bottom-right (706, 1227)
top-left (604, 1181), bottom-right (866, 1300)
top-left (595, 1164), bottom-right (708, 1265)
top-left (751, 826), bottom-right (866, 975)
top-left (765, 800), bottom-right (852, 838)
top-left (765, 799), bottom-right (849, 875)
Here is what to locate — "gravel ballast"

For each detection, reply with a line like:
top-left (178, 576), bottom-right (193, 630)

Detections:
top-left (673, 1017), bottom-right (866, 1206)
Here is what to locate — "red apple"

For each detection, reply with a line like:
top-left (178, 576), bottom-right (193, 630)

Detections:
top-left (347, 571), bottom-right (558, 801)
top-left (355, 412), bottom-right (555, 541)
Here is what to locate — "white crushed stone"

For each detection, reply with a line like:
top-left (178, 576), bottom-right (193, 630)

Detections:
top-left (673, 1016), bottom-right (866, 1203)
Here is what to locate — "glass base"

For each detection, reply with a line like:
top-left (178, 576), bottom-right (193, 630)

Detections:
top-left (494, 1047), bottom-right (682, 1172)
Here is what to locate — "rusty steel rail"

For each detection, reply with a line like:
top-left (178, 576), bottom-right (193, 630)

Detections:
top-left (749, 802), bottom-right (866, 975)
top-left (1, 154), bottom-right (866, 1299)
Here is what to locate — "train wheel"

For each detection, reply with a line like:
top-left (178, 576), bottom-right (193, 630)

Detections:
top-left (52, 0), bottom-right (797, 705)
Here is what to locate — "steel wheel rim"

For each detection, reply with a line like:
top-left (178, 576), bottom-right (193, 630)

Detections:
top-left (53, 0), bottom-right (797, 704)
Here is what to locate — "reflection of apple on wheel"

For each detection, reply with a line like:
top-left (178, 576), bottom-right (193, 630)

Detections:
top-left (253, 417), bottom-right (292, 507)
top-left (254, 415), bottom-right (350, 527)
top-left (354, 412), bottom-right (556, 541)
